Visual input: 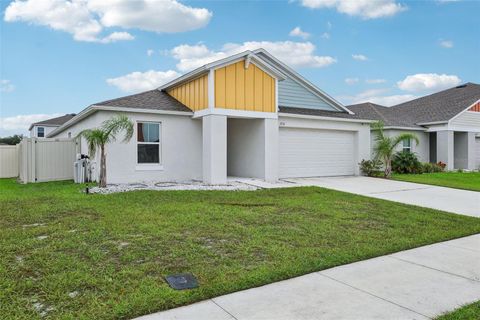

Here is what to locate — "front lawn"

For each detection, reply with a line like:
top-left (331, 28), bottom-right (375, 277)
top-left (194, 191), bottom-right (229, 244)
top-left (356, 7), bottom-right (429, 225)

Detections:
top-left (436, 301), bottom-right (480, 320)
top-left (392, 172), bottom-right (480, 192)
top-left (2, 179), bottom-right (480, 319)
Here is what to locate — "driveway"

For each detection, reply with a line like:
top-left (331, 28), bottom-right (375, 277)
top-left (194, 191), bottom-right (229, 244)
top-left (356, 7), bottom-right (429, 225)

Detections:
top-left (285, 176), bottom-right (480, 217)
top-left (136, 234), bottom-right (480, 320)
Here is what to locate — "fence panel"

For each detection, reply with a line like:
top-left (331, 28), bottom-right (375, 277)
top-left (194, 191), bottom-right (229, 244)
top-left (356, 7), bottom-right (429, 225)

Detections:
top-left (18, 138), bottom-right (77, 183)
top-left (35, 139), bottom-right (77, 182)
top-left (0, 145), bottom-right (19, 178)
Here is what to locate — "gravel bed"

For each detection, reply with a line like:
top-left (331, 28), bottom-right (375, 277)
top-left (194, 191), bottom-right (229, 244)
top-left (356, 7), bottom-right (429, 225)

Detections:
top-left (88, 181), bottom-right (258, 194)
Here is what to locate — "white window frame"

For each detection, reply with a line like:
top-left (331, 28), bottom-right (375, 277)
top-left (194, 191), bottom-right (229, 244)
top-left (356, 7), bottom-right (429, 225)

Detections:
top-left (402, 138), bottom-right (411, 152)
top-left (37, 127), bottom-right (45, 138)
top-left (135, 121), bottom-right (163, 171)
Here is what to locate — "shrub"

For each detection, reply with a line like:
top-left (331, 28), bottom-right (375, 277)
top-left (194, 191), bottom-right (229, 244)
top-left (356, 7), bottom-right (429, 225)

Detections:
top-left (421, 162), bottom-right (444, 173)
top-left (437, 161), bottom-right (447, 170)
top-left (359, 159), bottom-right (382, 177)
top-left (392, 151), bottom-right (422, 174)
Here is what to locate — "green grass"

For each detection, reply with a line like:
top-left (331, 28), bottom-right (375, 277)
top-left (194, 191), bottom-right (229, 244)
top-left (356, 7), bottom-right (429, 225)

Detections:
top-left (436, 301), bottom-right (480, 320)
top-left (392, 172), bottom-right (480, 192)
top-left (1, 179), bottom-right (480, 319)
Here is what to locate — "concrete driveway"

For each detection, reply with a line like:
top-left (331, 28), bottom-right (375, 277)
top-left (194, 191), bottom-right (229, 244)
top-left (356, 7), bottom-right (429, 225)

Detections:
top-left (285, 176), bottom-right (480, 217)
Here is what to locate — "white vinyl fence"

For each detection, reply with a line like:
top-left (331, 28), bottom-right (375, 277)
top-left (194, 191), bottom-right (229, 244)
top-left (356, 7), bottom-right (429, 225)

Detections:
top-left (0, 145), bottom-right (19, 178)
top-left (18, 138), bottom-right (78, 183)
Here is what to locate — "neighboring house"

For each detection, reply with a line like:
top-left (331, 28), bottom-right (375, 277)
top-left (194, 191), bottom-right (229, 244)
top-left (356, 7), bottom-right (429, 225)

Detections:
top-left (348, 83), bottom-right (480, 170)
top-left (29, 114), bottom-right (76, 138)
top-left (48, 49), bottom-right (373, 184)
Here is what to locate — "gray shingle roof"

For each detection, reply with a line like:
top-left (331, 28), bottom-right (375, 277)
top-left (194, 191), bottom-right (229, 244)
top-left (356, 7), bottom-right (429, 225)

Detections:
top-left (29, 113), bottom-right (76, 130)
top-left (279, 106), bottom-right (369, 120)
top-left (94, 89), bottom-right (191, 113)
top-left (347, 83), bottom-right (480, 128)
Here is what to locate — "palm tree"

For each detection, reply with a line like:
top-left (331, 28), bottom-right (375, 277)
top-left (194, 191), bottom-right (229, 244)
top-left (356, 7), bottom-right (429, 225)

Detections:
top-left (77, 114), bottom-right (133, 188)
top-left (372, 122), bottom-right (419, 178)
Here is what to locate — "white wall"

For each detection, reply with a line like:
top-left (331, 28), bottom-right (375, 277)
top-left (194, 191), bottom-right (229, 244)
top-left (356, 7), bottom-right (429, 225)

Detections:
top-left (227, 118), bottom-right (265, 179)
top-left (30, 125), bottom-right (58, 138)
top-left (53, 110), bottom-right (203, 184)
top-left (380, 129), bottom-right (430, 162)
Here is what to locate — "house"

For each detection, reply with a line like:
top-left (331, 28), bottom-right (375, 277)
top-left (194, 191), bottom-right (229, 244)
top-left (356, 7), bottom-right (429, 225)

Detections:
top-left (29, 114), bottom-right (76, 138)
top-left (348, 83), bottom-right (480, 171)
top-left (48, 49), bottom-right (373, 184)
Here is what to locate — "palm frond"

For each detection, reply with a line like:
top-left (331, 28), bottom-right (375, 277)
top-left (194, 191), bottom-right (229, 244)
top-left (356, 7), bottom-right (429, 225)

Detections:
top-left (391, 133), bottom-right (420, 149)
top-left (102, 114), bottom-right (134, 143)
top-left (76, 128), bottom-right (108, 158)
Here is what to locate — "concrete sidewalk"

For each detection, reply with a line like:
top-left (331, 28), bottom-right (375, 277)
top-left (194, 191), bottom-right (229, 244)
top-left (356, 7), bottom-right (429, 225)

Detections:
top-left (136, 234), bottom-right (480, 320)
top-left (260, 176), bottom-right (479, 218)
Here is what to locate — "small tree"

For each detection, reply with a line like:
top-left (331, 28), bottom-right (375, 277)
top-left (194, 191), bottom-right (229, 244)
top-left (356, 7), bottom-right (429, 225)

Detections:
top-left (77, 114), bottom-right (133, 188)
top-left (372, 122), bottom-right (419, 178)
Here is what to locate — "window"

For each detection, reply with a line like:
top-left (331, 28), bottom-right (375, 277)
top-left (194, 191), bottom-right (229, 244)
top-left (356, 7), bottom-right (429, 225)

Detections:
top-left (137, 122), bottom-right (161, 164)
top-left (402, 138), bottom-right (411, 152)
top-left (37, 127), bottom-right (45, 138)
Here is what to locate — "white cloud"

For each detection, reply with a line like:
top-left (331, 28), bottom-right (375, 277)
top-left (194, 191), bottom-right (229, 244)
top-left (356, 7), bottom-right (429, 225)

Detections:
top-left (147, 49), bottom-right (154, 57)
top-left (439, 39), bottom-right (453, 48)
top-left (0, 113), bottom-right (62, 135)
top-left (4, 0), bottom-right (211, 43)
top-left (321, 32), bottom-right (330, 39)
top-left (106, 70), bottom-right (180, 93)
top-left (341, 88), bottom-right (416, 106)
top-left (300, 0), bottom-right (406, 19)
top-left (87, 0), bottom-right (212, 33)
top-left (366, 78), bottom-right (386, 84)
top-left (352, 54), bottom-right (368, 61)
top-left (397, 73), bottom-right (461, 92)
top-left (1, 80), bottom-right (15, 93)
top-left (171, 41), bottom-right (337, 72)
top-left (345, 77), bottom-right (359, 85)
top-left (289, 26), bottom-right (310, 39)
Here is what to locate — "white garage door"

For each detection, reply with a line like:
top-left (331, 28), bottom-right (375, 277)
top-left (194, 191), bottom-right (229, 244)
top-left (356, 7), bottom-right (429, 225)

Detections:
top-left (279, 127), bottom-right (355, 178)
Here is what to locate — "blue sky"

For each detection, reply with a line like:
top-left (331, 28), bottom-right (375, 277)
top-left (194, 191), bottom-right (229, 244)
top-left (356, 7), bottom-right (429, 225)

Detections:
top-left (1, 0), bottom-right (479, 136)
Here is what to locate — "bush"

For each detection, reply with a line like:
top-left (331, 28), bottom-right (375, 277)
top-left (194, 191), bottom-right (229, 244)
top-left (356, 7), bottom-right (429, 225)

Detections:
top-left (421, 162), bottom-right (444, 173)
top-left (359, 159), bottom-right (382, 177)
top-left (392, 151), bottom-right (422, 174)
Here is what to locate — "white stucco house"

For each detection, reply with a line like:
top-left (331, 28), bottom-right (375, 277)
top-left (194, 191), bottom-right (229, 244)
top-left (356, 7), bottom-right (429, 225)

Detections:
top-left (48, 49), bottom-right (373, 184)
top-left (46, 49), bottom-right (480, 184)
top-left (348, 83), bottom-right (480, 171)
top-left (29, 114), bottom-right (76, 138)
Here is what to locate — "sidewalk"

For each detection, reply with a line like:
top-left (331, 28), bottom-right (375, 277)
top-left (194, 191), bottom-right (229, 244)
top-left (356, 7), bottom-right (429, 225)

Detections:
top-left (136, 234), bottom-right (480, 320)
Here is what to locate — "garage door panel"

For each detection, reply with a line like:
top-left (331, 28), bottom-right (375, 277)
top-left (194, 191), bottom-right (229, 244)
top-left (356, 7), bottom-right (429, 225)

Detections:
top-left (279, 128), bottom-right (355, 178)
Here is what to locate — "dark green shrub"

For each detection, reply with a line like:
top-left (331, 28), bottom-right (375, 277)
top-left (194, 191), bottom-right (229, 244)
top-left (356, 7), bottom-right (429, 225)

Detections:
top-left (359, 159), bottom-right (382, 177)
top-left (422, 162), bottom-right (444, 173)
top-left (392, 151), bottom-right (422, 174)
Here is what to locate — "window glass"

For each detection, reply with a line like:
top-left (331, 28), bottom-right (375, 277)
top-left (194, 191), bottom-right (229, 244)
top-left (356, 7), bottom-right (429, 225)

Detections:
top-left (137, 144), bottom-right (160, 163)
top-left (137, 123), bottom-right (159, 142)
top-left (137, 122), bottom-right (161, 164)
top-left (37, 127), bottom-right (45, 137)
top-left (402, 139), bottom-right (411, 152)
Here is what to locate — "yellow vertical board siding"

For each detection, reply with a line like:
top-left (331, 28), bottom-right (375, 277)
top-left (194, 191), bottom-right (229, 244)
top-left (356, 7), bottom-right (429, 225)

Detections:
top-left (215, 67), bottom-right (226, 107)
top-left (235, 63), bottom-right (245, 109)
top-left (166, 74), bottom-right (208, 111)
top-left (244, 63), bottom-right (255, 111)
top-left (214, 60), bottom-right (275, 112)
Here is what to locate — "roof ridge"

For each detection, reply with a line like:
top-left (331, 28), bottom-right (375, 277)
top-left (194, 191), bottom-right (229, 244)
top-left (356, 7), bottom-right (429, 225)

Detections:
top-left (367, 103), bottom-right (390, 124)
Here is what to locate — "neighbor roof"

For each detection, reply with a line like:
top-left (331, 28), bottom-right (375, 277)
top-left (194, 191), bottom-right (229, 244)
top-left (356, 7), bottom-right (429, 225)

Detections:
top-left (29, 113), bottom-right (76, 130)
top-left (347, 83), bottom-right (480, 128)
top-left (94, 89), bottom-right (191, 112)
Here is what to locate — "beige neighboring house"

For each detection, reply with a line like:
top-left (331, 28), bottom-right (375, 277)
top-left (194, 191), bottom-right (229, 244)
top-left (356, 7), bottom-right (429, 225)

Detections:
top-left (29, 114), bottom-right (76, 138)
top-left (348, 83), bottom-right (480, 170)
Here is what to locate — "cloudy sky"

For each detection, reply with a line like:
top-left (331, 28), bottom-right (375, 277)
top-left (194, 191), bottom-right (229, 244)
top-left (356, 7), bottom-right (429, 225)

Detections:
top-left (1, 0), bottom-right (479, 136)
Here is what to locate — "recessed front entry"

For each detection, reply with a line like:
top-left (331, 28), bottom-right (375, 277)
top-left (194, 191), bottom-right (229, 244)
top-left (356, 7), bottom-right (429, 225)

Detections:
top-left (279, 127), bottom-right (355, 178)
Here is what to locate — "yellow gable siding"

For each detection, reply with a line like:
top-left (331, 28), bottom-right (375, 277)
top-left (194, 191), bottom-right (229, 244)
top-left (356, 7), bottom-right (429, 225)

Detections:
top-left (167, 74), bottom-right (208, 111)
top-left (214, 61), bottom-right (276, 112)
